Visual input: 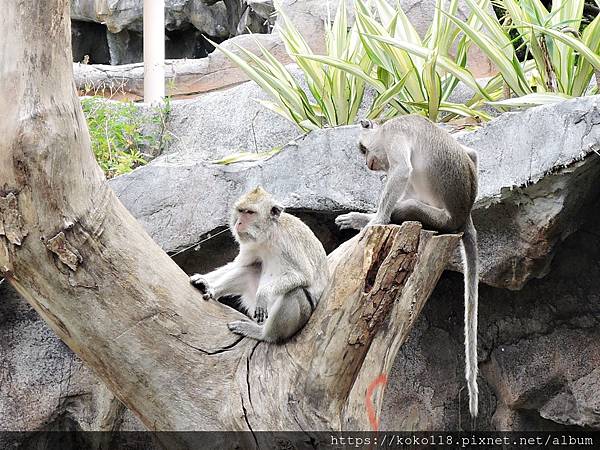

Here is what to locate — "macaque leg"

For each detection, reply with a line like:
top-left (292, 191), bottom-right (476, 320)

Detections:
top-left (335, 212), bottom-right (374, 230)
top-left (228, 288), bottom-right (312, 343)
top-left (335, 173), bottom-right (413, 230)
top-left (390, 199), bottom-right (458, 233)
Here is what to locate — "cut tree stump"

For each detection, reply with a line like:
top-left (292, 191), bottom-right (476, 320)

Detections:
top-left (0, 1), bottom-right (462, 445)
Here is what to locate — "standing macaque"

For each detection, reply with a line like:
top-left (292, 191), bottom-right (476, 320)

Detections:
top-left (190, 187), bottom-right (329, 343)
top-left (336, 116), bottom-right (480, 417)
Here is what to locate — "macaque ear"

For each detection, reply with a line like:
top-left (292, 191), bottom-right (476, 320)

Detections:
top-left (360, 119), bottom-right (374, 129)
top-left (270, 203), bottom-right (284, 219)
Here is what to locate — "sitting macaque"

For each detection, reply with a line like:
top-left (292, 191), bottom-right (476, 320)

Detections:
top-left (336, 116), bottom-right (480, 417)
top-left (190, 187), bottom-right (329, 343)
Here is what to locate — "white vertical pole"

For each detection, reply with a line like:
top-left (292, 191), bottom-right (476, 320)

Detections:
top-left (144, 0), bottom-right (165, 104)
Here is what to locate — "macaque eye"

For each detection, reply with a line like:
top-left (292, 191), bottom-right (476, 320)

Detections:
top-left (237, 208), bottom-right (255, 215)
top-left (246, 210), bottom-right (256, 215)
top-left (270, 205), bottom-right (283, 218)
top-left (359, 143), bottom-right (367, 155)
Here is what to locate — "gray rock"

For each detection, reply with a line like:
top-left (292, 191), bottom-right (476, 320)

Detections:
top-left (0, 281), bottom-right (144, 433)
top-left (165, 78), bottom-right (300, 160)
top-left (247, 0), bottom-right (275, 21)
top-left (106, 29), bottom-right (142, 66)
top-left (110, 94), bottom-right (600, 290)
top-left (71, 0), bottom-right (229, 36)
top-left (539, 369), bottom-right (600, 429)
top-left (185, 0), bottom-right (230, 37)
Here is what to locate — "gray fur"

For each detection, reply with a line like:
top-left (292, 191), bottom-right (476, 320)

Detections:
top-left (336, 116), bottom-right (480, 417)
top-left (191, 187), bottom-right (329, 343)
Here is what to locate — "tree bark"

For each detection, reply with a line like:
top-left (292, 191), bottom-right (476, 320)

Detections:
top-left (0, 0), bottom-right (461, 441)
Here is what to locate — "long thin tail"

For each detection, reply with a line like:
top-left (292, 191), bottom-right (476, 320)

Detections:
top-left (461, 215), bottom-right (479, 418)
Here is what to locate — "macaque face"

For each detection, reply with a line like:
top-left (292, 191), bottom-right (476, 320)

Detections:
top-left (358, 119), bottom-right (388, 172)
top-left (231, 187), bottom-right (283, 243)
top-left (234, 208), bottom-right (257, 237)
top-left (358, 137), bottom-right (388, 172)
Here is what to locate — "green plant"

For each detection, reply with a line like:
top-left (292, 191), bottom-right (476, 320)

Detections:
top-left (210, 1), bottom-right (371, 131)
top-left (307, 0), bottom-right (493, 122)
top-left (82, 97), bottom-right (171, 178)
top-left (445, 0), bottom-right (600, 107)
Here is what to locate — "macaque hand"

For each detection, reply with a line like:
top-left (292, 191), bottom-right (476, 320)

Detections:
top-left (254, 291), bottom-right (269, 324)
top-left (189, 274), bottom-right (215, 300)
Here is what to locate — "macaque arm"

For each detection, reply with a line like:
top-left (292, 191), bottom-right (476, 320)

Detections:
top-left (462, 145), bottom-right (478, 167)
top-left (202, 261), bottom-right (238, 285)
top-left (374, 167), bottom-right (410, 223)
top-left (209, 263), bottom-right (259, 299)
top-left (199, 251), bottom-right (259, 298)
top-left (202, 249), bottom-right (255, 282)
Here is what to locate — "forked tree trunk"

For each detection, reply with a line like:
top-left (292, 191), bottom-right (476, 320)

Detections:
top-left (0, 1), bottom-right (461, 442)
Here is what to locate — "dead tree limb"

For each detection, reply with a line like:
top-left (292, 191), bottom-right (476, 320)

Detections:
top-left (74, 34), bottom-right (289, 100)
top-left (0, 1), bottom-right (461, 440)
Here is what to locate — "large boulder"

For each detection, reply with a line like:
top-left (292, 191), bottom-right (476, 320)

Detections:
top-left (71, 0), bottom-right (271, 67)
top-left (71, 0), bottom-right (229, 35)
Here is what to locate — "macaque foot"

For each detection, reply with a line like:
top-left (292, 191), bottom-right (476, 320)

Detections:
top-left (335, 212), bottom-right (373, 230)
top-left (189, 274), bottom-right (215, 300)
top-left (254, 305), bottom-right (268, 324)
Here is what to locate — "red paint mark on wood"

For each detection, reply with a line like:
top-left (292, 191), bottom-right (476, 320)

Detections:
top-left (365, 374), bottom-right (388, 431)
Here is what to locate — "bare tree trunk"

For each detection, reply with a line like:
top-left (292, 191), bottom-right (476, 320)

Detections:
top-left (0, 0), bottom-right (461, 441)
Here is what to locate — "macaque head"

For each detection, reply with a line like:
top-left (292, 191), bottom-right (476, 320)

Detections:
top-left (230, 186), bottom-right (284, 243)
top-left (358, 119), bottom-right (389, 171)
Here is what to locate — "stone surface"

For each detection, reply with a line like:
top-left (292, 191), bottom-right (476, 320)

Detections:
top-left (0, 281), bottom-right (144, 433)
top-left (70, 1), bottom-right (272, 66)
top-left (164, 67), bottom-right (301, 159)
top-left (110, 94), bottom-right (600, 290)
top-left (247, 0), bottom-right (274, 21)
top-left (71, 0), bottom-right (229, 35)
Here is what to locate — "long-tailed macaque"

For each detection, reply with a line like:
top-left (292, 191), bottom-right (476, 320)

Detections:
top-left (191, 187), bottom-right (329, 343)
top-left (336, 116), bottom-right (480, 417)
